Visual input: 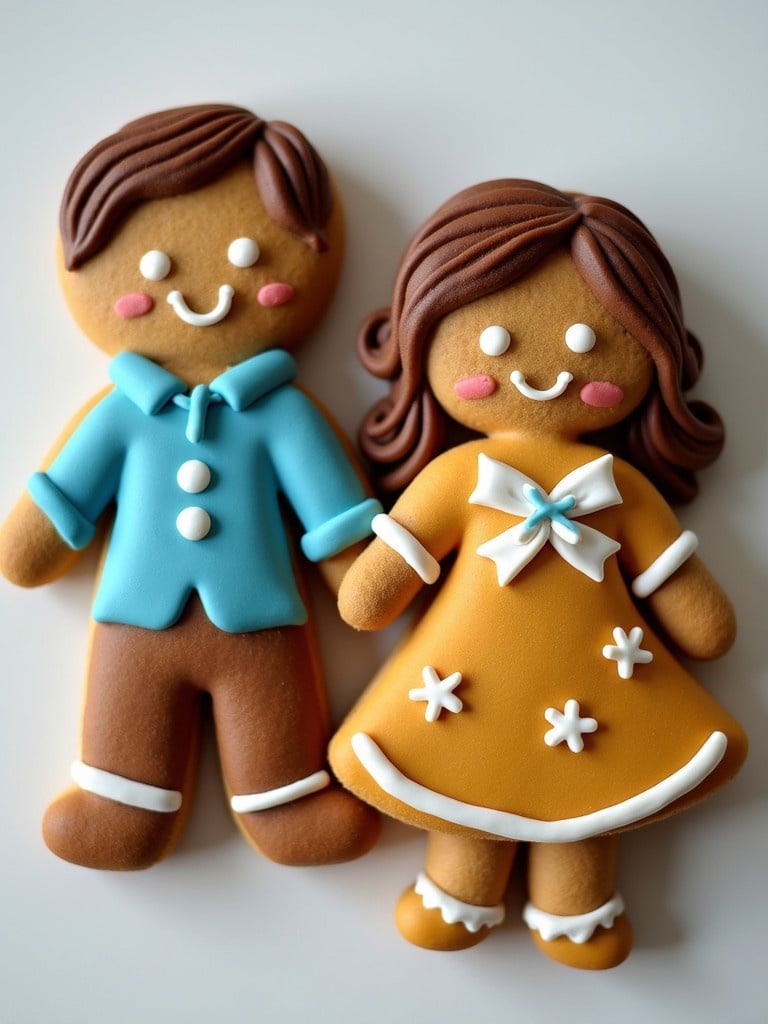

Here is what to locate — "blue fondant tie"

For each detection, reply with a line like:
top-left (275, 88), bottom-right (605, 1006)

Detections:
top-left (173, 385), bottom-right (223, 443)
top-left (521, 484), bottom-right (580, 540)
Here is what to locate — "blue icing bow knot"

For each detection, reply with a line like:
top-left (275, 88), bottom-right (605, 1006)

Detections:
top-left (521, 484), bottom-right (580, 541)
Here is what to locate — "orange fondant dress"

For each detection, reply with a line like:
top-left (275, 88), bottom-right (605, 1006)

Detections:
top-left (330, 438), bottom-right (747, 841)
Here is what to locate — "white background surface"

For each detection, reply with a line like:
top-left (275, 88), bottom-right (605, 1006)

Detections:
top-left (1, 2), bottom-right (766, 1022)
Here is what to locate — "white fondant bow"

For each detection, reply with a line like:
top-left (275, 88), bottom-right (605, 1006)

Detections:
top-left (469, 453), bottom-right (622, 585)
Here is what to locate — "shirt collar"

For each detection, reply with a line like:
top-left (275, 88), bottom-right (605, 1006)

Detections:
top-left (109, 349), bottom-right (297, 416)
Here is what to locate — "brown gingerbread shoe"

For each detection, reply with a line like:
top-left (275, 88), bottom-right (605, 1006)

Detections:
top-left (42, 787), bottom-right (184, 870)
top-left (394, 874), bottom-right (504, 951)
top-left (232, 782), bottom-right (380, 866)
top-left (524, 896), bottom-right (633, 970)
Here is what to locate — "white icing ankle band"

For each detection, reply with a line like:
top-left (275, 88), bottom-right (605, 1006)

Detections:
top-left (415, 871), bottom-right (505, 933)
top-left (230, 769), bottom-right (330, 814)
top-left (371, 514), bottom-right (440, 584)
top-left (632, 530), bottom-right (698, 598)
top-left (523, 893), bottom-right (625, 944)
top-left (71, 761), bottom-right (182, 813)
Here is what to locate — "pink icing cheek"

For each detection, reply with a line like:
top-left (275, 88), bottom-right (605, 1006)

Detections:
top-left (114, 292), bottom-right (155, 319)
top-left (580, 381), bottom-right (625, 408)
top-left (257, 282), bottom-right (296, 307)
top-left (453, 375), bottom-right (498, 400)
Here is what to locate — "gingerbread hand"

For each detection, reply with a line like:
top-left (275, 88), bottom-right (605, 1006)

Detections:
top-left (338, 537), bottom-right (426, 631)
top-left (0, 493), bottom-right (83, 587)
top-left (645, 555), bottom-right (736, 660)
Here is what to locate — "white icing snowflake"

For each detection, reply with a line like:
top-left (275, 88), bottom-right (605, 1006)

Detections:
top-left (544, 699), bottom-right (598, 753)
top-left (409, 666), bottom-right (463, 723)
top-left (602, 626), bottom-right (653, 679)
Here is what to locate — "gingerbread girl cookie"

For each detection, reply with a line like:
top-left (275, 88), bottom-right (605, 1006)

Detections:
top-left (0, 104), bottom-right (382, 870)
top-left (329, 180), bottom-right (747, 968)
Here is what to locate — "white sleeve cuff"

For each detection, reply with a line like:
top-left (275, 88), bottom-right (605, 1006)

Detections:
top-left (371, 514), bottom-right (440, 584)
top-left (631, 530), bottom-right (698, 598)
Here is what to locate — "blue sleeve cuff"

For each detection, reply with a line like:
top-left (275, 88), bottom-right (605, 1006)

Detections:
top-left (301, 497), bottom-right (383, 562)
top-left (28, 472), bottom-right (97, 550)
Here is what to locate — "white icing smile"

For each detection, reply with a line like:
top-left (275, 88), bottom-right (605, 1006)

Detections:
top-left (166, 285), bottom-right (234, 326)
top-left (510, 369), bottom-right (573, 401)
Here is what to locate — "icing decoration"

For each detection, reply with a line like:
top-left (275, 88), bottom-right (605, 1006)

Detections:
top-left (230, 769), bottom-right (330, 813)
top-left (257, 282), bottom-right (296, 307)
top-left (409, 666), bottom-right (463, 722)
top-left (454, 375), bottom-right (497, 400)
top-left (114, 292), bottom-right (154, 319)
top-left (580, 381), bottom-right (624, 408)
top-left (414, 872), bottom-right (505, 933)
top-left (479, 325), bottom-right (511, 356)
top-left (632, 530), bottom-right (699, 598)
top-left (166, 284), bottom-right (234, 326)
top-left (544, 699), bottom-right (598, 753)
top-left (227, 237), bottom-right (260, 268)
top-left (176, 506), bottom-right (212, 541)
top-left (349, 731), bottom-right (728, 842)
top-left (176, 459), bottom-right (211, 494)
top-left (510, 369), bottom-right (572, 401)
top-left (565, 322), bottom-right (596, 353)
top-left (71, 760), bottom-right (182, 813)
top-left (520, 486), bottom-right (579, 542)
top-left (469, 453), bottom-right (622, 584)
top-left (139, 249), bottom-right (171, 281)
top-left (523, 894), bottom-right (625, 944)
top-left (371, 513), bottom-right (440, 584)
top-left (602, 626), bottom-right (653, 679)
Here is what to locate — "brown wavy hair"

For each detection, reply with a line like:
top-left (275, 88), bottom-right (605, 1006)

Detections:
top-left (60, 104), bottom-right (334, 269)
top-left (359, 179), bottom-right (723, 503)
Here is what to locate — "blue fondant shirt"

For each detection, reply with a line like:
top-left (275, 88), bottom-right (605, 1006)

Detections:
top-left (29, 350), bottom-right (381, 633)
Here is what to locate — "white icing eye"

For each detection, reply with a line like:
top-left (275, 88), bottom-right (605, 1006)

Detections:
top-left (228, 237), bottom-right (260, 268)
top-left (565, 323), bottom-right (596, 353)
top-left (139, 250), bottom-right (171, 281)
top-left (479, 325), bottom-right (511, 357)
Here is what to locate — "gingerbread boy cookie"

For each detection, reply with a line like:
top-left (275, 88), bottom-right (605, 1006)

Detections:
top-left (0, 104), bottom-right (382, 870)
top-left (329, 180), bottom-right (747, 969)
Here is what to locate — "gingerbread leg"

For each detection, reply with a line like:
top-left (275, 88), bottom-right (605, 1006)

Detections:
top-left (395, 831), bottom-right (516, 951)
top-left (42, 618), bottom-right (201, 871)
top-left (525, 836), bottom-right (632, 969)
top-left (212, 624), bottom-right (380, 866)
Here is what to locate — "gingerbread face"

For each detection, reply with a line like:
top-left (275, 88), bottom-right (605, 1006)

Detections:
top-left (58, 162), bottom-right (344, 384)
top-left (426, 249), bottom-right (653, 440)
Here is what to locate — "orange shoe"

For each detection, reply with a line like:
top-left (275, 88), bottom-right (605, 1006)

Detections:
top-left (524, 894), bottom-right (633, 969)
top-left (395, 873), bottom-right (504, 951)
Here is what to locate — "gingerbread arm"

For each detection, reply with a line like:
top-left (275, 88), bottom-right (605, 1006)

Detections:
top-left (643, 554), bottom-right (736, 660)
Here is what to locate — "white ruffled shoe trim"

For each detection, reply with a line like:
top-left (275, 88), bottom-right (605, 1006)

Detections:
top-left (523, 893), bottom-right (625, 944)
top-left (415, 872), bottom-right (506, 933)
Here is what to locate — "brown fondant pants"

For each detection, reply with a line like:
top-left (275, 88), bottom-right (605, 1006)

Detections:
top-left (81, 595), bottom-right (329, 799)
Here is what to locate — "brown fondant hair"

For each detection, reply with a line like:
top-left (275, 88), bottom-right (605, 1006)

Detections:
top-left (60, 104), bottom-right (334, 269)
top-left (359, 179), bottom-right (722, 503)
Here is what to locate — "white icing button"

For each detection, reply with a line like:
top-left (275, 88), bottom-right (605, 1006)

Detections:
top-left (176, 506), bottom-right (211, 541)
top-left (176, 459), bottom-right (211, 494)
